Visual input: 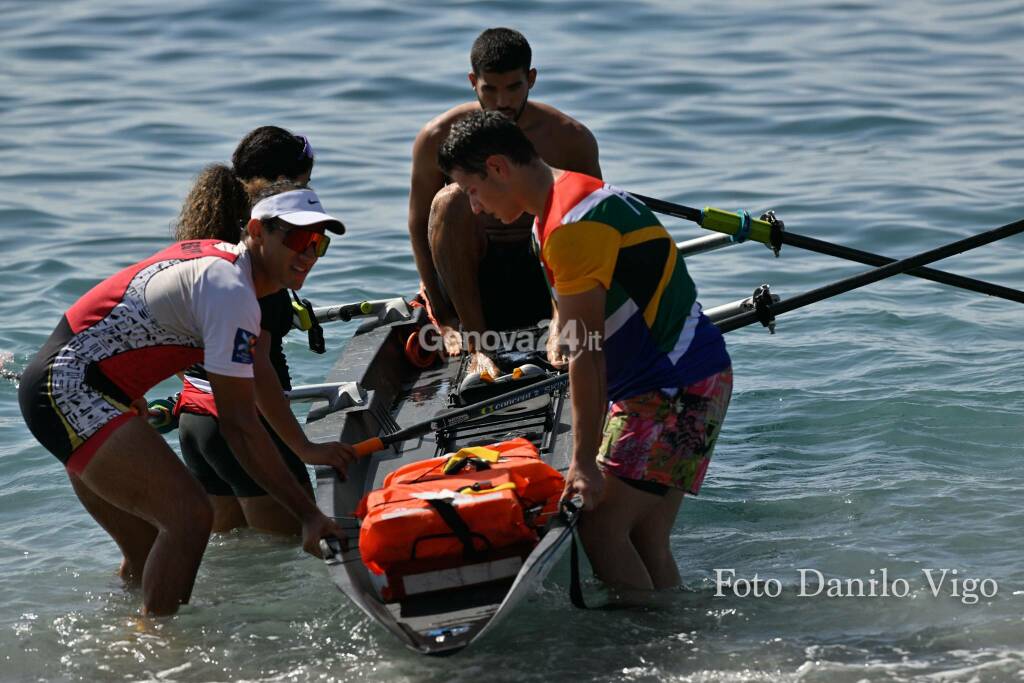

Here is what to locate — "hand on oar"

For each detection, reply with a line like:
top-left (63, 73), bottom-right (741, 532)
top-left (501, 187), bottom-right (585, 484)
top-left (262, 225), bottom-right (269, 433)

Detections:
top-left (298, 441), bottom-right (356, 479)
top-left (546, 329), bottom-right (570, 369)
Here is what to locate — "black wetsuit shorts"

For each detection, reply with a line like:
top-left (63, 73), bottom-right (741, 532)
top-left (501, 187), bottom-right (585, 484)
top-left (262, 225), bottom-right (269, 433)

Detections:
top-left (178, 414), bottom-right (310, 497)
top-left (477, 238), bottom-right (552, 330)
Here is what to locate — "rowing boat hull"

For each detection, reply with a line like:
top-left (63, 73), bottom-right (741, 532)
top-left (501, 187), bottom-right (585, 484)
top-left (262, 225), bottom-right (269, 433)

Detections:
top-left (307, 309), bottom-right (574, 654)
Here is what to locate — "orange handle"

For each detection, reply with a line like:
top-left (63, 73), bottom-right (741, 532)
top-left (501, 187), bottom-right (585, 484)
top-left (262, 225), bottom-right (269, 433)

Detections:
top-left (354, 437), bottom-right (385, 458)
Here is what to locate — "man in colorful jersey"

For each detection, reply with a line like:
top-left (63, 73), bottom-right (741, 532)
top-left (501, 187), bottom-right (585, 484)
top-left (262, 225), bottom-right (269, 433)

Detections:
top-left (438, 111), bottom-right (733, 592)
top-left (408, 27), bottom-right (600, 374)
top-left (18, 186), bottom-right (353, 615)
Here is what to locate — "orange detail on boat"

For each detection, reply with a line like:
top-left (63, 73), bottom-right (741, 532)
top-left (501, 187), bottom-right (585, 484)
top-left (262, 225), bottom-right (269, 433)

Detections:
top-left (404, 330), bottom-right (438, 369)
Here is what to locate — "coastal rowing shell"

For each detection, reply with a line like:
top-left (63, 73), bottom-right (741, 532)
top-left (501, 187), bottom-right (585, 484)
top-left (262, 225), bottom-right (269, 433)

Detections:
top-left (305, 308), bottom-right (574, 655)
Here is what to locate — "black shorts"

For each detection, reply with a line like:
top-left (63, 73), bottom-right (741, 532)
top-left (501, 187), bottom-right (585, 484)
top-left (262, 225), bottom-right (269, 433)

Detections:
top-left (477, 238), bottom-right (553, 331)
top-left (178, 413), bottom-right (310, 497)
top-left (616, 475), bottom-right (671, 497)
top-left (18, 316), bottom-right (136, 474)
top-left (434, 237), bottom-right (551, 331)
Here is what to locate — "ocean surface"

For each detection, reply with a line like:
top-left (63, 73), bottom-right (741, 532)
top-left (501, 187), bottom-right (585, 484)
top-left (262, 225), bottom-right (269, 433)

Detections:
top-left (2, 1), bottom-right (1023, 680)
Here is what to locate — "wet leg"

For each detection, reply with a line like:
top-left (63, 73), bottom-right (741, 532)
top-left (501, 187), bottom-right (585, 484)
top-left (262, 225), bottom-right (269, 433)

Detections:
top-left (78, 417), bottom-right (213, 615)
top-left (209, 495), bottom-right (247, 533)
top-left (237, 469), bottom-right (311, 536)
top-left (69, 473), bottom-right (157, 585)
top-left (578, 474), bottom-right (663, 591)
top-left (630, 489), bottom-right (685, 589)
top-left (238, 495), bottom-right (302, 535)
top-left (428, 185), bottom-right (489, 336)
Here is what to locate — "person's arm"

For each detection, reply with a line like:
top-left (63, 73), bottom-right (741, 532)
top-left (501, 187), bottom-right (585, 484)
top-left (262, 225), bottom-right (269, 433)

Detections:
top-left (409, 125), bottom-right (454, 323)
top-left (251, 330), bottom-right (353, 474)
top-left (208, 372), bottom-right (344, 555)
top-left (545, 304), bottom-right (568, 369)
top-left (191, 265), bottom-right (343, 554)
top-left (539, 220), bottom-right (618, 507)
top-left (557, 287), bottom-right (608, 510)
top-left (571, 124), bottom-right (602, 180)
top-left (551, 115), bottom-right (602, 180)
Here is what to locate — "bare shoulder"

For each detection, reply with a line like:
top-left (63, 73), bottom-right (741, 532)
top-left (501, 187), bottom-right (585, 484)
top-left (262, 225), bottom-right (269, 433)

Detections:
top-left (414, 102), bottom-right (481, 153)
top-left (529, 101), bottom-right (596, 143)
top-left (525, 101), bottom-right (600, 175)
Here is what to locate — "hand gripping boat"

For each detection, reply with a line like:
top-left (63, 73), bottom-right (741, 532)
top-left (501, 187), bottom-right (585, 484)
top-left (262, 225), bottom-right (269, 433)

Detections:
top-left (303, 307), bottom-right (575, 655)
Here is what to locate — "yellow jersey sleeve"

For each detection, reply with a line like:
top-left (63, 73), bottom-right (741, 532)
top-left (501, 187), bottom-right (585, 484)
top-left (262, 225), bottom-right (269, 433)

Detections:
top-left (541, 221), bottom-right (621, 296)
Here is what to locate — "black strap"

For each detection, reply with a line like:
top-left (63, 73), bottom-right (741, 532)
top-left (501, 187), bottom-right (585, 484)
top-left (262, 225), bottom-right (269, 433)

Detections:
top-left (568, 525), bottom-right (587, 609)
top-left (561, 499), bottom-right (588, 609)
top-left (291, 290), bottom-right (325, 354)
top-left (304, 298), bottom-right (326, 354)
top-left (425, 498), bottom-right (487, 562)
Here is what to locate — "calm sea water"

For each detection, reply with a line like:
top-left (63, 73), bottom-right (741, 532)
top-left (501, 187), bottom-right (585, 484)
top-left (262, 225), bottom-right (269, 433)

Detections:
top-left (2, 1), bottom-right (1023, 680)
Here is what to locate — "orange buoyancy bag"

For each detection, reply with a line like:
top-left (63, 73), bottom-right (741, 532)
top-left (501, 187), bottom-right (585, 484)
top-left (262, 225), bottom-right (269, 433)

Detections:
top-left (355, 438), bottom-right (565, 580)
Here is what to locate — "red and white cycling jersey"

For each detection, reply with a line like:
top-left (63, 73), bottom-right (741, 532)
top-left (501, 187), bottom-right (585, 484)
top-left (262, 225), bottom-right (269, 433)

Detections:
top-left (60, 239), bottom-right (261, 391)
top-left (21, 239), bottom-right (262, 471)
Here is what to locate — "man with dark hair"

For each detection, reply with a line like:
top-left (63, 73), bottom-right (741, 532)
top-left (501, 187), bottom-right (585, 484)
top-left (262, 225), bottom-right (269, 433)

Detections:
top-left (439, 110), bottom-right (733, 594)
top-left (409, 27), bottom-right (601, 374)
top-left (18, 185), bottom-right (352, 615)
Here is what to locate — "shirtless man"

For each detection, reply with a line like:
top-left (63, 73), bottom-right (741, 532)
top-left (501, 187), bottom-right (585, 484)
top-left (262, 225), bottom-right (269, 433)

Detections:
top-left (409, 27), bottom-right (601, 373)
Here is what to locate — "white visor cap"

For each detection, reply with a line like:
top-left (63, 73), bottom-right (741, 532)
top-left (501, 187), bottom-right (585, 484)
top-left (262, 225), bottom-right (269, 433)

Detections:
top-left (251, 189), bottom-right (345, 234)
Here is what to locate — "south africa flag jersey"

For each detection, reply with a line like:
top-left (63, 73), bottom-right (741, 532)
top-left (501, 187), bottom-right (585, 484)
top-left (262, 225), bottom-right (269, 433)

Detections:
top-left (532, 171), bottom-right (730, 401)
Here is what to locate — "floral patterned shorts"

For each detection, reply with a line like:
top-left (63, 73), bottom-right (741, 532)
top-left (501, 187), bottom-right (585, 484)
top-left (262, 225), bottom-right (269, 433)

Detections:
top-left (597, 367), bottom-right (732, 495)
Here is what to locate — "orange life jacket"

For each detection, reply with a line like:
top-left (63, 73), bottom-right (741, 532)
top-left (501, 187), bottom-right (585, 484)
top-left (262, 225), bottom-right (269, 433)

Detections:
top-left (355, 438), bottom-right (564, 600)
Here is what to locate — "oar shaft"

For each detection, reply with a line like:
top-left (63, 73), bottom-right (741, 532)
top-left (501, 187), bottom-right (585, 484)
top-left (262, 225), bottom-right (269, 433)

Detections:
top-left (717, 216), bottom-right (1024, 333)
top-left (633, 193), bottom-right (776, 243)
top-left (631, 193), bottom-right (702, 223)
top-left (784, 232), bottom-right (1024, 304)
top-left (677, 233), bottom-right (736, 257)
top-left (636, 193), bottom-right (1024, 305)
top-left (705, 291), bottom-right (780, 324)
top-left (351, 372), bottom-right (569, 457)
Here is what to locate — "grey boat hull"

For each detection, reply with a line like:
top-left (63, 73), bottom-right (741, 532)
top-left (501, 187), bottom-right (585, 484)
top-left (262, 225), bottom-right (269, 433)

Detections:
top-left (306, 310), bottom-right (574, 655)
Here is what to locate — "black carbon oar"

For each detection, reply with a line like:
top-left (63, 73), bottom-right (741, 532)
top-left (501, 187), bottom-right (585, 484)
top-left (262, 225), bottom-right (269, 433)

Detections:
top-left (778, 231), bottom-right (1024, 304)
top-left (715, 215), bottom-right (1024, 333)
top-left (352, 372), bottom-right (568, 457)
top-left (351, 214), bottom-right (1023, 456)
top-left (633, 193), bottom-right (1024, 305)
